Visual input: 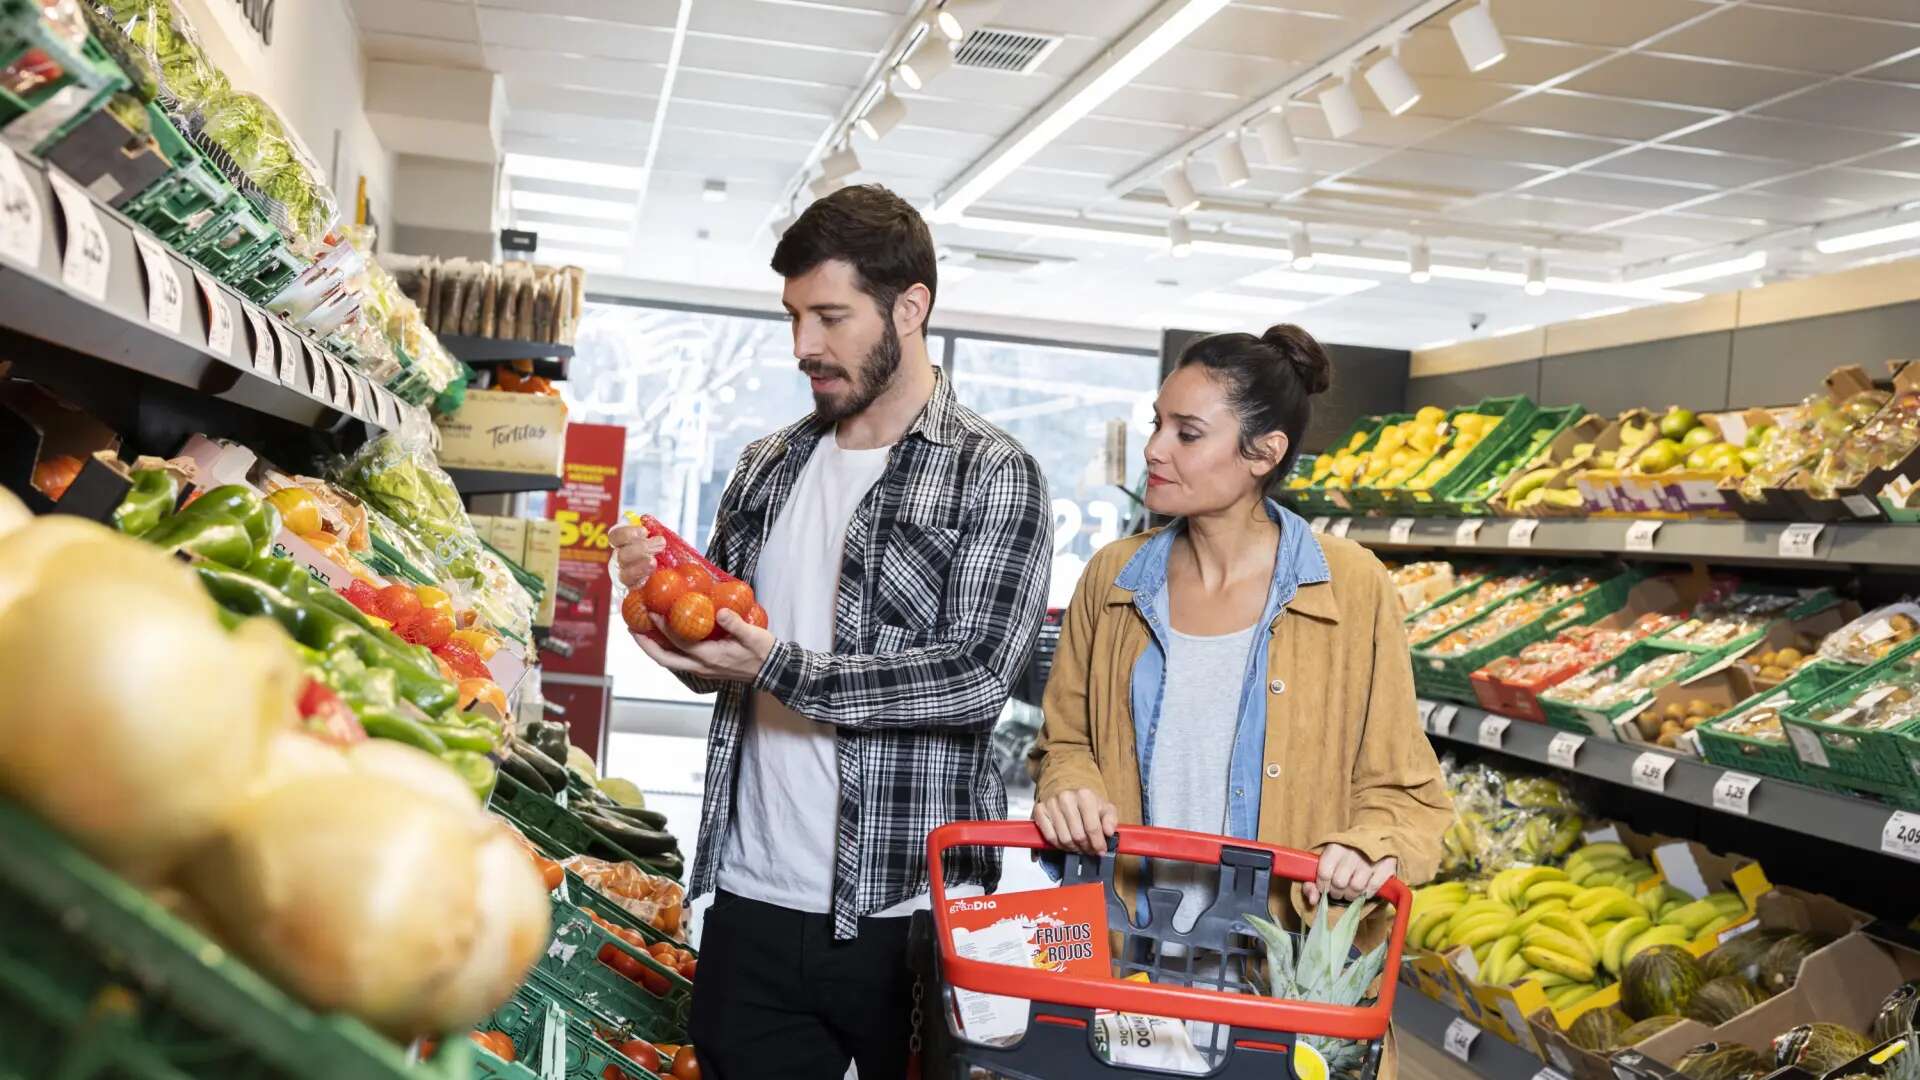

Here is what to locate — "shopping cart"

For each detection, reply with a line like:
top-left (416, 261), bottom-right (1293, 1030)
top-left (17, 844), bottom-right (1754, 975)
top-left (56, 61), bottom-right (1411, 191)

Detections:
top-left (911, 821), bottom-right (1410, 1080)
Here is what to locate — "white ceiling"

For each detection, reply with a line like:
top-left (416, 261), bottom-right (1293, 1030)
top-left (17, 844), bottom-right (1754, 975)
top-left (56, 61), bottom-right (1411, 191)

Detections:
top-left (351, 0), bottom-right (1920, 349)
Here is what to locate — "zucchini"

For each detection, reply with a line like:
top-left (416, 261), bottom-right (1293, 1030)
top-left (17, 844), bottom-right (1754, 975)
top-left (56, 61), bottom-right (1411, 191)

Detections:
top-left (497, 749), bottom-right (553, 797)
top-left (514, 740), bottom-right (571, 793)
top-left (579, 811), bottom-right (679, 857)
top-left (598, 804), bottom-right (669, 831)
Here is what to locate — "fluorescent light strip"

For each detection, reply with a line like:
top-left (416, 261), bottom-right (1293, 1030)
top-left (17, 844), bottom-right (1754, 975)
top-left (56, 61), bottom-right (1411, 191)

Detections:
top-left (1417, 338), bottom-right (1459, 350)
top-left (504, 152), bottom-right (646, 189)
top-left (956, 212), bottom-right (1295, 260)
top-left (534, 247), bottom-right (626, 272)
top-left (933, 0), bottom-right (1233, 219)
top-left (1186, 291), bottom-right (1310, 317)
top-left (512, 221), bottom-right (633, 247)
top-left (509, 190), bottom-right (638, 221)
top-left (1310, 252), bottom-right (1702, 301)
top-left (1633, 251), bottom-right (1765, 289)
top-left (1816, 220), bottom-right (1920, 254)
top-left (1238, 266), bottom-right (1379, 295)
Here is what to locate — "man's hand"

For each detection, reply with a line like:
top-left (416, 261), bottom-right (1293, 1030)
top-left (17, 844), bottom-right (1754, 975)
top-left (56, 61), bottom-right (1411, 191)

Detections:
top-left (1305, 843), bottom-right (1398, 906)
top-left (1034, 788), bottom-right (1118, 856)
top-left (608, 523), bottom-right (666, 590)
top-left (633, 607), bottom-right (777, 684)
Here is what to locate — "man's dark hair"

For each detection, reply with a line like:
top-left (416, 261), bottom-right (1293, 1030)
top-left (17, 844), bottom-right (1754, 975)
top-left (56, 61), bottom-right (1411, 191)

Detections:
top-left (771, 184), bottom-right (937, 336)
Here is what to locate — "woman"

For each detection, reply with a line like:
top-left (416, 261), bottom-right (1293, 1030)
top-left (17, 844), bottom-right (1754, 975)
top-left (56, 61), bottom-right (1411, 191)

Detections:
top-left (1033, 324), bottom-right (1451, 932)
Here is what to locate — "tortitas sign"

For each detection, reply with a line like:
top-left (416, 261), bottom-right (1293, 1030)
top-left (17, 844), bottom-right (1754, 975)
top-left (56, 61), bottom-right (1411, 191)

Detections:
top-left (232, 0), bottom-right (274, 45)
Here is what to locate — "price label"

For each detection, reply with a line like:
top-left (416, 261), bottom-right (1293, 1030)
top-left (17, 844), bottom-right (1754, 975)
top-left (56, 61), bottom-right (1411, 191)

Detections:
top-left (1712, 771), bottom-right (1761, 816)
top-left (1547, 731), bottom-right (1585, 769)
top-left (193, 269), bottom-right (234, 355)
top-left (242, 307), bottom-right (274, 377)
top-left (1416, 699), bottom-right (1436, 730)
top-left (1443, 1017), bottom-right (1479, 1062)
top-left (1678, 729), bottom-right (1703, 757)
top-left (130, 231), bottom-right (183, 334)
top-left (1778, 522), bottom-right (1824, 559)
top-left (1883, 811), bottom-right (1920, 862)
top-left (1585, 824), bottom-right (1622, 844)
top-left (349, 373), bottom-right (371, 417)
top-left (1328, 517), bottom-right (1352, 538)
top-left (1430, 704), bottom-right (1459, 737)
top-left (1717, 919), bottom-right (1760, 945)
top-left (1478, 715), bottom-right (1511, 748)
top-left (46, 170), bottom-right (109, 301)
top-left (272, 323), bottom-right (303, 389)
top-left (1786, 723), bottom-right (1831, 768)
top-left (0, 141), bottom-right (43, 267)
top-left (306, 344), bottom-right (332, 402)
top-left (1625, 519), bottom-right (1663, 552)
top-left (1508, 518), bottom-right (1539, 547)
top-left (1631, 750), bottom-right (1675, 792)
top-left (1455, 518), bottom-right (1483, 545)
top-left (377, 388), bottom-right (401, 428)
top-left (1309, 516), bottom-right (1329, 534)
top-left (1534, 1069), bottom-right (1571, 1080)
top-left (1843, 493), bottom-right (1878, 518)
top-left (1389, 517), bottom-right (1415, 543)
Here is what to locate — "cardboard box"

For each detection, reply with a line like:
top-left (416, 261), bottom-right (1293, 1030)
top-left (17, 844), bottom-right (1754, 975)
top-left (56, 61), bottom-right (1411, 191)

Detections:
top-left (1491, 414), bottom-right (1608, 518)
top-left (1571, 410), bottom-right (1658, 516)
top-left (434, 389), bottom-right (568, 475)
top-left (490, 515), bottom-right (530, 566)
top-left (1736, 603), bottom-right (1862, 693)
top-left (271, 527), bottom-right (364, 595)
top-left (1613, 666), bottom-right (1756, 758)
top-left (1529, 886), bottom-right (1871, 1080)
top-left (0, 381), bottom-right (128, 521)
top-left (1721, 365), bottom-right (1877, 522)
top-left (525, 518), bottom-right (560, 627)
top-left (1785, 360), bottom-right (1920, 523)
top-left (1615, 411), bottom-right (1745, 518)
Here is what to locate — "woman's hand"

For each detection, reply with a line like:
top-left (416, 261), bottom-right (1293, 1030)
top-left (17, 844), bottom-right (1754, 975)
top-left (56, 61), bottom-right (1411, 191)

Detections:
top-left (1306, 844), bottom-right (1397, 906)
top-left (608, 523), bottom-right (667, 590)
top-left (1033, 789), bottom-right (1117, 856)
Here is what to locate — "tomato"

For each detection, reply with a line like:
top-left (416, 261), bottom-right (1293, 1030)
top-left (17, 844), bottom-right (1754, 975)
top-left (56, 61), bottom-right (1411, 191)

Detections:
top-left (341, 579), bottom-right (383, 614)
top-left (32, 454), bottom-right (82, 501)
top-left (671, 1045), bottom-right (701, 1080)
top-left (621, 589), bottom-right (652, 633)
top-left (599, 943), bottom-right (645, 982)
top-left (399, 608), bottom-right (456, 648)
top-left (417, 1038), bottom-right (437, 1059)
top-left (668, 592), bottom-right (716, 642)
top-left (648, 941), bottom-right (676, 961)
top-left (618, 1039), bottom-right (662, 1072)
top-left (677, 564), bottom-right (715, 597)
top-left (642, 567), bottom-right (687, 616)
top-left (434, 640), bottom-right (491, 680)
top-left (373, 583), bottom-right (422, 623)
top-left (601, 1068), bottom-right (636, 1080)
top-left (638, 964), bottom-right (672, 996)
top-left (470, 1030), bottom-right (515, 1062)
top-left (710, 579), bottom-right (755, 621)
top-left (678, 958), bottom-right (697, 981)
top-left (538, 857), bottom-right (564, 890)
top-left (745, 603), bottom-right (769, 630)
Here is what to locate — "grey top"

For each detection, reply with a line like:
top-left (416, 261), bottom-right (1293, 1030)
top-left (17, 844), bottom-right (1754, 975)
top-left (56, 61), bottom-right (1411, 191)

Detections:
top-left (1148, 601), bottom-right (1260, 933)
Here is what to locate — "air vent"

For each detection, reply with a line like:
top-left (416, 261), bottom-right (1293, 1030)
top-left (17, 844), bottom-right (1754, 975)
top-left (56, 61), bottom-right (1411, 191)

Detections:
top-left (953, 27), bottom-right (1062, 74)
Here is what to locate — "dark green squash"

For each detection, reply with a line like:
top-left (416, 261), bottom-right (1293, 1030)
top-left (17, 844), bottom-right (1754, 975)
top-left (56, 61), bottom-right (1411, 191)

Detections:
top-left (1701, 927), bottom-right (1790, 984)
top-left (1623, 945), bottom-right (1707, 1021)
top-left (1683, 976), bottom-right (1766, 1025)
top-left (1758, 932), bottom-right (1833, 995)
top-left (1676, 1041), bottom-right (1769, 1080)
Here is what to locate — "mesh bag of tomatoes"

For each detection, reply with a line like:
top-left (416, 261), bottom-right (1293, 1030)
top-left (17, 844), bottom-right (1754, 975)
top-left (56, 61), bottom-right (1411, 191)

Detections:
top-left (619, 515), bottom-right (767, 645)
top-left (339, 579), bottom-right (503, 684)
top-left (536, 895), bottom-right (694, 1042)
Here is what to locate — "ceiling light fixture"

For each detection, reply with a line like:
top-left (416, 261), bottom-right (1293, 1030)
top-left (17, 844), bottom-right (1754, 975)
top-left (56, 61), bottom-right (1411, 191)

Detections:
top-left (898, 30), bottom-right (955, 89)
top-left (503, 152), bottom-right (646, 189)
top-left (1363, 47), bottom-right (1421, 117)
top-left (1449, 1), bottom-right (1507, 73)
top-left (770, 213), bottom-right (798, 241)
top-left (809, 174), bottom-right (846, 200)
top-left (702, 179), bottom-right (727, 203)
top-left (935, 0), bottom-right (1004, 41)
top-left (1815, 207), bottom-right (1920, 254)
top-left (1160, 163), bottom-right (1201, 215)
top-left (1408, 240), bottom-right (1431, 284)
top-left (508, 190), bottom-right (637, 221)
top-left (1212, 135), bottom-right (1251, 189)
top-left (1307, 251), bottom-right (1701, 300)
top-left (818, 144), bottom-right (861, 181)
top-left (856, 90), bottom-right (908, 141)
top-left (1250, 109), bottom-right (1298, 164)
top-left (1634, 250), bottom-right (1767, 288)
top-left (930, 0), bottom-right (1234, 219)
top-left (1524, 254), bottom-right (1547, 296)
top-left (1169, 218), bottom-right (1192, 259)
top-left (1319, 76), bottom-right (1363, 139)
top-left (1291, 224), bottom-right (1315, 271)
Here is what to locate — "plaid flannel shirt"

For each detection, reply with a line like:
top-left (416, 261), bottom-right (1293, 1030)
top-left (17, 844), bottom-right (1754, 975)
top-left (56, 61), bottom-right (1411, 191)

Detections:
top-left (682, 369), bottom-right (1052, 939)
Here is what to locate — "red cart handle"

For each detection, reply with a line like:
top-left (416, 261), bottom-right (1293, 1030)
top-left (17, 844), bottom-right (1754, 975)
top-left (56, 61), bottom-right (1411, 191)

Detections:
top-left (927, 821), bottom-right (1410, 1043)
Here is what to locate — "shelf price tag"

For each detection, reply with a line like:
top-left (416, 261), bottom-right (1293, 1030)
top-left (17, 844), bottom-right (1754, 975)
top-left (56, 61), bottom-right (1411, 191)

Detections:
top-left (1778, 522), bottom-right (1825, 559)
top-left (130, 231), bottom-right (183, 335)
top-left (1625, 519), bottom-right (1662, 552)
top-left (1309, 516), bottom-right (1329, 534)
top-left (1430, 704), bottom-right (1459, 737)
top-left (305, 343), bottom-right (331, 402)
top-left (243, 306), bottom-right (274, 378)
top-left (1508, 518), bottom-right (1539, 547)
top-left (1478, 715), bottom-right (1511, 749)
top-left (1327, 517), bottom-right (1352, 538)
top-left (1632, 750), bottom-right (1676, 793)
top-left (1443, 1017), bottom-right (1479, 1062)
top-left (1455, 518), bottom-right (1483, 545)
top-left (1389, 517), bottom-right (1415, 543)
top-left (1547, 731), bottom-right (1585, 769)
top-left (1786, 724), bottom-right (1831, 769)
top-left (46, 170), bottom-right (108, 302)
top-left (1843, 494), bottom-right (1878, 518)
top-left (0, 142), bottom-right (43, 267)
top-left (1883, 811), bottom-right (1920, 862)
top-left (1712, 771), bottom-right (1761, 816)
top-left (193, 269), bottom-right (233, 355)
top-left (1416, 698), bottom-right (1436, 730)
top-left (377, 388), bottom-right (401, 428)
top-left (272, 323), bottom-right (304, 390)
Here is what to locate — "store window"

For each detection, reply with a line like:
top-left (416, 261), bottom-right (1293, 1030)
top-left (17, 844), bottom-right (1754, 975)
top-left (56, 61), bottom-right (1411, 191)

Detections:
top-left (950, 337), bottom-right (1158, 607)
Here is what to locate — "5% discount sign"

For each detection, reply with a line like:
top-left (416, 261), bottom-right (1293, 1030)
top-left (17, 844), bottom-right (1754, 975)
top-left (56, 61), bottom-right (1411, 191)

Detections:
top-left (555, 510), bottom-right (612, 551)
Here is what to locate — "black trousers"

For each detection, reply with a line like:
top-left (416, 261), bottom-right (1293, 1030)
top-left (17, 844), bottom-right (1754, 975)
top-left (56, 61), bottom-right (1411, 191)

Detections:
top-left (691, 891), bottom-right (917, 1080)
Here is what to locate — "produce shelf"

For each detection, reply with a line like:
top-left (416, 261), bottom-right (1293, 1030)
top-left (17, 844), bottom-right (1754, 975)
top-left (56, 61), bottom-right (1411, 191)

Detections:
top-left (1331, 515), bottom-right (1915, 569)
top-left (0, 146), bottom-right (425, 436)
top-left (440, 335), bottom-right (573, 378)
top-left (445, 467), bottom-right (563, 495)
top-left (1392, 979), bottom-right (1545, 1080)
top-left (1419, 699), bottom-right (1920, 863)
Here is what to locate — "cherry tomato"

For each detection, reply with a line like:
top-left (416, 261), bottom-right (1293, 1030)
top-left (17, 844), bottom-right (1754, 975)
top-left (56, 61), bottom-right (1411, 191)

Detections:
top-left (638, 964), bottom-right (671, 996)
top-left (668, 592), bottom-right (716, 642)
top-left (538, 858), bottom-right (564, 890)
top-left (400, 608), bottom-right (456, 648)
top-left (745, 603), bottom-right (769, 630)
top-left (374, 583), bottom-right (422, 624)
top-left (671, 1045), bottom-right (701, 1080)
top-left (642, 567), bottom-right (687, 615)
top-left (710, 579), bottom-right (755, 621)
top-left (470, 1030), bottom-right (516, 1062)
top-left (603, 1068), bottom-right (637, 1080)
top-left (417, 1038), bottom-right (438, 1059)
top-left (618, 1039), bottom-right (662, 1072)
top-left (621, 589), bottom-right (651, 633)
top-left (599, 943), bottom-right (644, 982)
top-left (677, 564), bottom-right (715, 597)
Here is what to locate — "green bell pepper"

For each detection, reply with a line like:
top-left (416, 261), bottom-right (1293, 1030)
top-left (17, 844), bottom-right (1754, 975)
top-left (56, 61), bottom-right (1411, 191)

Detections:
top-left (143, 510), bottom-right (254, 568)
top-left (357, 708), bottom-right (448, 755)
top-left (442, 750), bottom-right (497, 803)
top-left (113, 468), bottom-right (177, 536)
top-left (423, 721), bottom-right (497, 754)
top-left (178, 485), bottom-right (281, 561)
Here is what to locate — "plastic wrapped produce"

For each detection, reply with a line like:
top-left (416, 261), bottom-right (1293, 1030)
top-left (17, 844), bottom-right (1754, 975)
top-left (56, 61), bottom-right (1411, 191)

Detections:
top-left (1807, 388), bottom-right (1920, 498)
top-left (1543, 651), bottom-right (1694, 709)
top-left (1818, 603), bottom-right (1920, 665)
top-left (1739, 389), bottom-right (1890, 500)
top-left (1407, 572), bottom-right (1540, 643)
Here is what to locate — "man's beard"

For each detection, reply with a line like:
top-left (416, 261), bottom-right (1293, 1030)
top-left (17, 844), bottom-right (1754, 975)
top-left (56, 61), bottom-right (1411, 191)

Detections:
top-left (803, 318), bottom-right (903, 423)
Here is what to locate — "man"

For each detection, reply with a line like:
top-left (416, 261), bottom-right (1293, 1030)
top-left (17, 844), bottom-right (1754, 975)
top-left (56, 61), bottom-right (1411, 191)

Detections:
top-left (607, 184), bottom-right (1052, 1079)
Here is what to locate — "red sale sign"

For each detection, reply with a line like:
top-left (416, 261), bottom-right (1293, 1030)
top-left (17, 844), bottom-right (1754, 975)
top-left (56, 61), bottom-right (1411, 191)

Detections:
top-left (546, 423), bottom-right (626, 678)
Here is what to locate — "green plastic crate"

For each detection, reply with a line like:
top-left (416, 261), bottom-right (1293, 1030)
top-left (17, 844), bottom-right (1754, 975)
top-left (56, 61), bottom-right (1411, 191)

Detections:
top-left (1538, 639), bottom-right (1719, 735)
top-left (1695, 660), bottom-right (1860, 790)
top-left (0, 3), bottom-right (127, 152)
top-left (1343, 411), bottom-right (1414, 513)
top-left (478, 974), bottom-right (666, 1079)
top-left (537, 895), bottom-right (692, 1043)
top-left (181, 193), bottom-right (280, 277)
top-left (121, 101), bottom-right (237, 244)
top-left (1444, 405), bottom-right (1586, 517)
top-left (0, 796), bottom-right (459, 1080)
top-left (490, 772), bottom-right (681, 879)
top-left (1779, 641), bottom-right (1920, 807)
top-left (231, 240), bottom-right (305, 303)
top-left (1411, 567), bottom-right (1640, 704)
top-left (1398, 396), bottom-right (1541, 516)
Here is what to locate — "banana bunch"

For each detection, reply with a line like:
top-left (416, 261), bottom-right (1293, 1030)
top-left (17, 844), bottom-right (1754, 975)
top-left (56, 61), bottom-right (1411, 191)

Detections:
top-left (1563, 842), bottom-right (1658, 890)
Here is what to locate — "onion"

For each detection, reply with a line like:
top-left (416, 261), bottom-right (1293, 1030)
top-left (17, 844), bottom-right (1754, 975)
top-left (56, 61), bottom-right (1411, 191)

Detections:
top-left (0, 576), bottom-right (282, 882)
top-left (0, 485), bottom-right (26, 540)
top-left (184, 773), bottom-right (486, 1039)
top-left (253, 729), bottom-right (350, 794)
top-left (0, 517), bottom-right (210, 622)
top-left (413, 820), bottom-right (553, 1032)
top-left (344, 739), bottom-right (479, 813)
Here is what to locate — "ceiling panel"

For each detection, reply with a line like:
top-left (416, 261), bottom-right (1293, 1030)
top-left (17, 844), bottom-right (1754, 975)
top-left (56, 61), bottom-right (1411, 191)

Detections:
top-left (1852, 144), bottom-right (1920, 174)
top-left (1479, 90), bottom-right (1708, 141)
top-left (477, 9), bottom-right (672, 60)
top-left (674, 36), bottom-right (876, 85)
top-left (1861, 53), bottom-right (1920, 83)
top-left (1563, 53), bottom-right (1821, 111)
top-left (1398, 25), bottom-right (1612, 84)
top-left (1668, 114), bottom-right (1907, 162)
top-left (1493, 0), bottom-right (1719, 49)
top-left (1684, 188), bottom-right (1867, 224)
top-left (1654, 4), bottom-right (1920, 74)
top-left (478, 0), bottom-right (681, 26)
top-left (1756, 166), bottom-right (1920, 204)
top-left (686, 4), bottom-right (897, 52)
top-left (1591, 146), bottom-right (1799, 187)
top-left (1449, 195), bottom-right (1637, 229)
top-left (672, 68), bottom-right (850, 114)
top-left (1754, 79), bottom-right (1920, 134)
top-left (1177, 2), bottom-right (1384, 59)
top-left (1523, 171), bottom-right (1709, 210)
top-left (504, 109), bottom-right (650, 147)
top-left (1754, 0), bottom-right (1920, 18)
top-left (1392, 76), bottom-right (1525, 120)
top-left (351, 0), bottom-right (477, 41)
top-left (1346, 149), bottom-right (1553, 194)
top-left (505, 81), bottom-right (657, 121)
top-left (503, 133), bottom-right (651, 166)
top-left (1620, 212), bottom-right (1774, 243)
top-left (362, 33), bottom-right (487, 68)
top-left (1095, 84), bottom-right (1248, 129)
top-left (1416, 122), bottom-right (1624, 168)
top-left (491, 49), bottom-right (667, 95)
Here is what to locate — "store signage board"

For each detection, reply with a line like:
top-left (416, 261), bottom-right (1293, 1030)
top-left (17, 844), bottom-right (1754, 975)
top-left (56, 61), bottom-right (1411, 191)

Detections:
top-left (243, 306), bottom-right (274, 378)
top-left (1430, 704), bottom-right (1459, 737)
top-left (1548, 732), bottom-right (1585, 769)
top-left (1508, 518), bottom-right (1539, 547)
top-left (1456, 518), bottom-right (1483, 545)
top-left (1712, 771), bottom-right (1760, 816)
top-left (1883, 811), bottom-right (1920, 862)
top-left (1625, 519), bottom-right (1662, 552)
top-left (1779, 523), bottom-right (1824, 559)
top-left (1632, 751), bottom-right (1675, 792)
top-left (0, 142), bottom-right (43, 267)
top-left (1443, 1018), bottom-right (1478, 1062)
top-left (1328, 517), bottom-right (1352, 538)
top-left (1478, 715), bottom-right (1510, 749)
top-left (1389, 517), bottom-right (1415, 544)
top-left (193, 269), bottom-right (234, 355)
top-left (46, 170), bottom-right (108, 301)
top-left (1309, 516), bottom-right (1329, 535)
top-left (130, 231), bottom-right (183, 335)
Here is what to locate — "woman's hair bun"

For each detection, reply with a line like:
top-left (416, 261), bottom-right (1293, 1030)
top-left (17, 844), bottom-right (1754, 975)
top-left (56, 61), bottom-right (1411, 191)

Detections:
top-left (1262, 323), bottom-right (1333, 396)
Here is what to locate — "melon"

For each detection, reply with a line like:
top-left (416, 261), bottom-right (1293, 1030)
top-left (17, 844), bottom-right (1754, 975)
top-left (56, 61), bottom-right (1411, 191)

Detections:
top-left (1617, 1015), bottom-right (1684, 1047)
top-left (1569, 1006), bottom-right (1631, 1051)
top-left (1683, 976), bottom-right (1766, 1025)
top-left (1676, 1042), bottom-right (1769, 1080)
top-left (1772, 1022), bottom-right (1875, 1076)
top-left (1758, 932), bottom-right (1832, 995)
top-left (1874, 980), bottom-right (1920, 1043)
top-left (1701, 927), bottom-right (1789, 984)
top-left (1622, 945), bottom-right (1706, 1021)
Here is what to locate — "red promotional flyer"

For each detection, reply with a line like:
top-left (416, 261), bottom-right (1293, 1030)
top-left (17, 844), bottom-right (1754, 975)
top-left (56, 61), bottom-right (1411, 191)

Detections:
top-left (944, 883), bottom-right (1111, 1044)
top-left (545, 423), bottom-right (626, 676)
